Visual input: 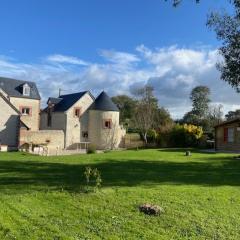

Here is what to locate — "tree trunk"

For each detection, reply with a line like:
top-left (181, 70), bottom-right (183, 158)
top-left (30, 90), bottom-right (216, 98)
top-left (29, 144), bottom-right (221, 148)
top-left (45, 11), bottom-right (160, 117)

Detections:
top-left (143, 132), bottom-right (148, 146)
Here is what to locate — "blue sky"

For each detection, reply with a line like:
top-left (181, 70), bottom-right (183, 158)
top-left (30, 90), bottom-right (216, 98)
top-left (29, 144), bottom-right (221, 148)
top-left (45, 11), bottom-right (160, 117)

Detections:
top-left (0, 0), bottom-right (238, 118)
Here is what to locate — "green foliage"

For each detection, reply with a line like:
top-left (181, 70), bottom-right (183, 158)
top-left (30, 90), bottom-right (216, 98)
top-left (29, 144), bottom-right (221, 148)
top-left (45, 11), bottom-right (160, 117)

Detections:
top-left (190, 86), bottom-right (210, 119)
top-left (87, 144), bottom-right (96, 154)
top-left (111, 95), bottom-right (137, 126)
top-left (84, 166), bottom-right (102, 192)
top-left (207, 1), bottom-right (240, 92)
top-left (146, 129), bottom-right (158, 143)
top-left (225, 109), bottom-right (240, 120)
top-left (168, 124), bottom-right (203, 147)
top-left (182, 86), bottom-right (223, 132)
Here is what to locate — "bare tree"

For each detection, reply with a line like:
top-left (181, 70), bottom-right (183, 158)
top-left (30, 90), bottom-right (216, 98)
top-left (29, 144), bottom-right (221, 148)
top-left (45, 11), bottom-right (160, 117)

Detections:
top-left (133, 86), bottom-right (158, 145)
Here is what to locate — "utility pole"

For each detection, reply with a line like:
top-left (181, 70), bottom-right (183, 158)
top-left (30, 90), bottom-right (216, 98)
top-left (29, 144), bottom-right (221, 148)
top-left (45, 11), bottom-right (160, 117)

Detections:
top-left (58, 88), bottom-right (62, 97)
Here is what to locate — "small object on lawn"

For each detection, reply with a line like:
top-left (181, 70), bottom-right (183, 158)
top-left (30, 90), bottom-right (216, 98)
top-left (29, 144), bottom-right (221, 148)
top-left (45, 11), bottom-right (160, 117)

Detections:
top-left (139, 203), bottom-right (164, 216)
top-left (185, 151), bottom-right (191, 156)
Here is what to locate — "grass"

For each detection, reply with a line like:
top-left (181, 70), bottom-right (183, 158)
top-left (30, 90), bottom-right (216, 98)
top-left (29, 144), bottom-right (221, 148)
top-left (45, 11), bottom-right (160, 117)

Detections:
top-left (0, 149), bottom-right (240, 239)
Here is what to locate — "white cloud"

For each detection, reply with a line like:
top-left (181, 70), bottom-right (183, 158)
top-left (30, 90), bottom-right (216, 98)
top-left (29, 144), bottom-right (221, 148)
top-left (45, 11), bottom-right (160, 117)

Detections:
top-left (46, 54), bottom-right (89, 66)
top-left (0, 46), bottom-right (239, 119)
top-left (100, 50), bottom-right (140, 65)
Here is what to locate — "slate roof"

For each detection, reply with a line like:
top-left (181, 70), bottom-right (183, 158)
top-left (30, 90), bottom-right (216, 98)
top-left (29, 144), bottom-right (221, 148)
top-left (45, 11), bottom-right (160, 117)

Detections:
top-left (89, 91), bottom-right (119, 112)
top-left (47, 97), bottom-right (62, 105)
top-left (45, 91), bottom-right (94, 112)
top-left (0, 77), bottom-right (41, 100)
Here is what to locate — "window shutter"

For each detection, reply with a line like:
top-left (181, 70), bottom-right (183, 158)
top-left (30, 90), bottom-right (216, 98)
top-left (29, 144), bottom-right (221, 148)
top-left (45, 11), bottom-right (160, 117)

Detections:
top-left (224, 128), bottom-right (228, 143)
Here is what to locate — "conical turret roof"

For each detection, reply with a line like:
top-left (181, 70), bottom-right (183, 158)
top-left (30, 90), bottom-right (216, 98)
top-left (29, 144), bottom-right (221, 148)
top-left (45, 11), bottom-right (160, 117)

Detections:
top-left (90, 91), bottom-right (119, 111)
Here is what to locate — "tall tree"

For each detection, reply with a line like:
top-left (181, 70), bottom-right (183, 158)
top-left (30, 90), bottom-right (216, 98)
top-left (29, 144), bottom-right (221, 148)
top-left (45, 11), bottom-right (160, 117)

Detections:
top-left (207, 104), bottom-right (224, 127)
top-left (190, 86), bottom-right (211, 119)
top-left (225, 109), bottom-right (240, 120)
top-left (182, 86), bottom-right (211, 130)
top-left (111, 95), bottom-right (137, 125)
top-left (133, 86), bottom-right (158, 144)
top-left (207, 1), bottom-right (240, 92)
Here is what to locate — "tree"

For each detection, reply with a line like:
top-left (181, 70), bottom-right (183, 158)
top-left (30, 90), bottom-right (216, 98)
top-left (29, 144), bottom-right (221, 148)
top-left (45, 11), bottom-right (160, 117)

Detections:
top-left (154, 107), bottom-right (174, 132)
top-left (190, 86), bottom-right (211, 119)
top-left (207, 1), bottom-right (240, 92)
top-left (183, 86), bottom-right (211, 126)
top-left (111, 95), bottom-right (136, 125)
top-left (225, 109), bottom-right (240, 120)
top-left (133, 86), bottom-right (158, 144)
top-left (206, 104), bottom-right (224, 131)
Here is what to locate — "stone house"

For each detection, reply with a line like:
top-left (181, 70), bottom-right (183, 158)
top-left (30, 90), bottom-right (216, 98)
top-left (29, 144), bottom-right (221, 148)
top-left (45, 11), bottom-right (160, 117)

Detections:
top-left (0, 77), bottom-right (41, 149)
top-left (0, 77), bottom-right (125, 151)
top-left (215, 118), bottom-right (240, 152)
top-left (40, 91), bottom-right (126, 150)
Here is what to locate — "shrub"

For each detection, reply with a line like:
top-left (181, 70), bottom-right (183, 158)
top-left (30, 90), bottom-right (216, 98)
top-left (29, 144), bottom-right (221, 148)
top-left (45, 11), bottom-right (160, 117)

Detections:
top-left (87, 144), bottom-right (96, 154)
top-left (169, 124), bottom-right (203, 147)
top-left (84, 166), bottom-right (102, 192)
top-left (147, 129), bottom-right (157, 143)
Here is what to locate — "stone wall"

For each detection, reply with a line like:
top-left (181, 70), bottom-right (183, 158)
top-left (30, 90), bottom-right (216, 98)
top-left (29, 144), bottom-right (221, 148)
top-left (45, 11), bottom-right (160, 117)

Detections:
top-left (65, 93), bottom-right (94, 148)
top-left (0, 96), bottom-right (19, 147)
top-left (10, 97), bottom-right (40, 131)
top-left (19, 130), bottom-right (64, 150)
top-left (88, 110), bottom-right (126, 149)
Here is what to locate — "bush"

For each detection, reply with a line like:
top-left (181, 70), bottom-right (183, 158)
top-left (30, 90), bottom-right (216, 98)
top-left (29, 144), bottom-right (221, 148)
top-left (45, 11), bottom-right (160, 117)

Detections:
top-left (87, 144), bottom-right (96, 154)
top-left (147, 129), bottom-right (157, 143)
top-left (168, 124), bottom-right (203, 147)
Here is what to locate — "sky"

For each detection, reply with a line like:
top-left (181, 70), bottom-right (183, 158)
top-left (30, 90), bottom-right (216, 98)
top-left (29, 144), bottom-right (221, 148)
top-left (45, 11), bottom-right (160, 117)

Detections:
top-left (0, 0), bottom-right (238, 118)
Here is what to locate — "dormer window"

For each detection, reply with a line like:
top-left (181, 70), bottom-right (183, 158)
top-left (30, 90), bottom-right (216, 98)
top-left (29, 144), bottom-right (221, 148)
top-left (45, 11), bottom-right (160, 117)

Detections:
top-left (23, 84), bottom-right (30, 96)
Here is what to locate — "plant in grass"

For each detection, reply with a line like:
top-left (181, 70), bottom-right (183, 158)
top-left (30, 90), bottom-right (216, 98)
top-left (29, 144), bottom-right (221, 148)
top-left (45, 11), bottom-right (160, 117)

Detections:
top-left (84, 166), bottom-right (102, 192)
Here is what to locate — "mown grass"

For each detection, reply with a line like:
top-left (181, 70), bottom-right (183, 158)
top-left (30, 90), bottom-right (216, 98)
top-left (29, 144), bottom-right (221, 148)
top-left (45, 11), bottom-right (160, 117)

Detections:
top-left (0, 149), bottom-right (240, 239)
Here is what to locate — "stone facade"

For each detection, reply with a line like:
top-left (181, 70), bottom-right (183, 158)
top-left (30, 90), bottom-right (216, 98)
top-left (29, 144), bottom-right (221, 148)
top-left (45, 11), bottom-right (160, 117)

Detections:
top-left (40, 92), bottom-right (94, 149)
top-left (0, 95), bottom-right (19, 147)
top-left (10, 97), bottom-right (40, 131)
top-left (88, 110), bottom-right (125, 149)
top-left (0, 77), bottom-right (125, 151)
top-left (19, 130), bottom-right (64, 150)
top-left (40, 91), bottom-right (126, 150)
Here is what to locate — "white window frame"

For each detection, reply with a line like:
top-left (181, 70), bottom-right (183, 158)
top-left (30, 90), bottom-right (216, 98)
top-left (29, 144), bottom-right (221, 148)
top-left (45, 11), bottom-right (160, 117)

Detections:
top-left (21, 107), bottom-right (31, 116)
top-left (23, 84), bottom-right (30, 96)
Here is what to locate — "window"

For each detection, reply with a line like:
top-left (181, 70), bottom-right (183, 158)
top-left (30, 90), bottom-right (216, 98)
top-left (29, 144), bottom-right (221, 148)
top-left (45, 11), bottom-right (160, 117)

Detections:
top-left (82, 131), bottom-right (88, 138)
top-left (103, 119), bottom-right (112, 129)
top-left (228, 128), bottom-right (234, 143)
top-left (23, 84), bottom-right (30, 96)
top-left (224, 127), bottom-right (235, 143)
top-left (74, 108), bottom-right (81, 117)
top-left (20, 107), bottom-right (31, 116)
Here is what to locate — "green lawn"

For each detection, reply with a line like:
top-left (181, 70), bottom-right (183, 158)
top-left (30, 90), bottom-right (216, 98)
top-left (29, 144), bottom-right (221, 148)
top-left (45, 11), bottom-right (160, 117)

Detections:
top-left (0, 149), bottom-right (240, 239)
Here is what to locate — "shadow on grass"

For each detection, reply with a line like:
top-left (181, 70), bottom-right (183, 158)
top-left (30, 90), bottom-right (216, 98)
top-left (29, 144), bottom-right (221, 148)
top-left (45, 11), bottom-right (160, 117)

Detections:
top-left (0, 154), bottom-right (239, 194)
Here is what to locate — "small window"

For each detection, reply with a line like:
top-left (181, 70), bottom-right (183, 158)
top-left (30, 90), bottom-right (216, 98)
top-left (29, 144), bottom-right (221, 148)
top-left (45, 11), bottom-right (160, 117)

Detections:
top-left (74, 108), bottom-right (81, 117)
top-left (21, 107), bottom-right (31, 116)
top-left (23, 84), bottom-right (30, 96)
top-left (82, 131), bottom-right (88, 138)
top-left (103, 119), bottom-right (112, 129)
